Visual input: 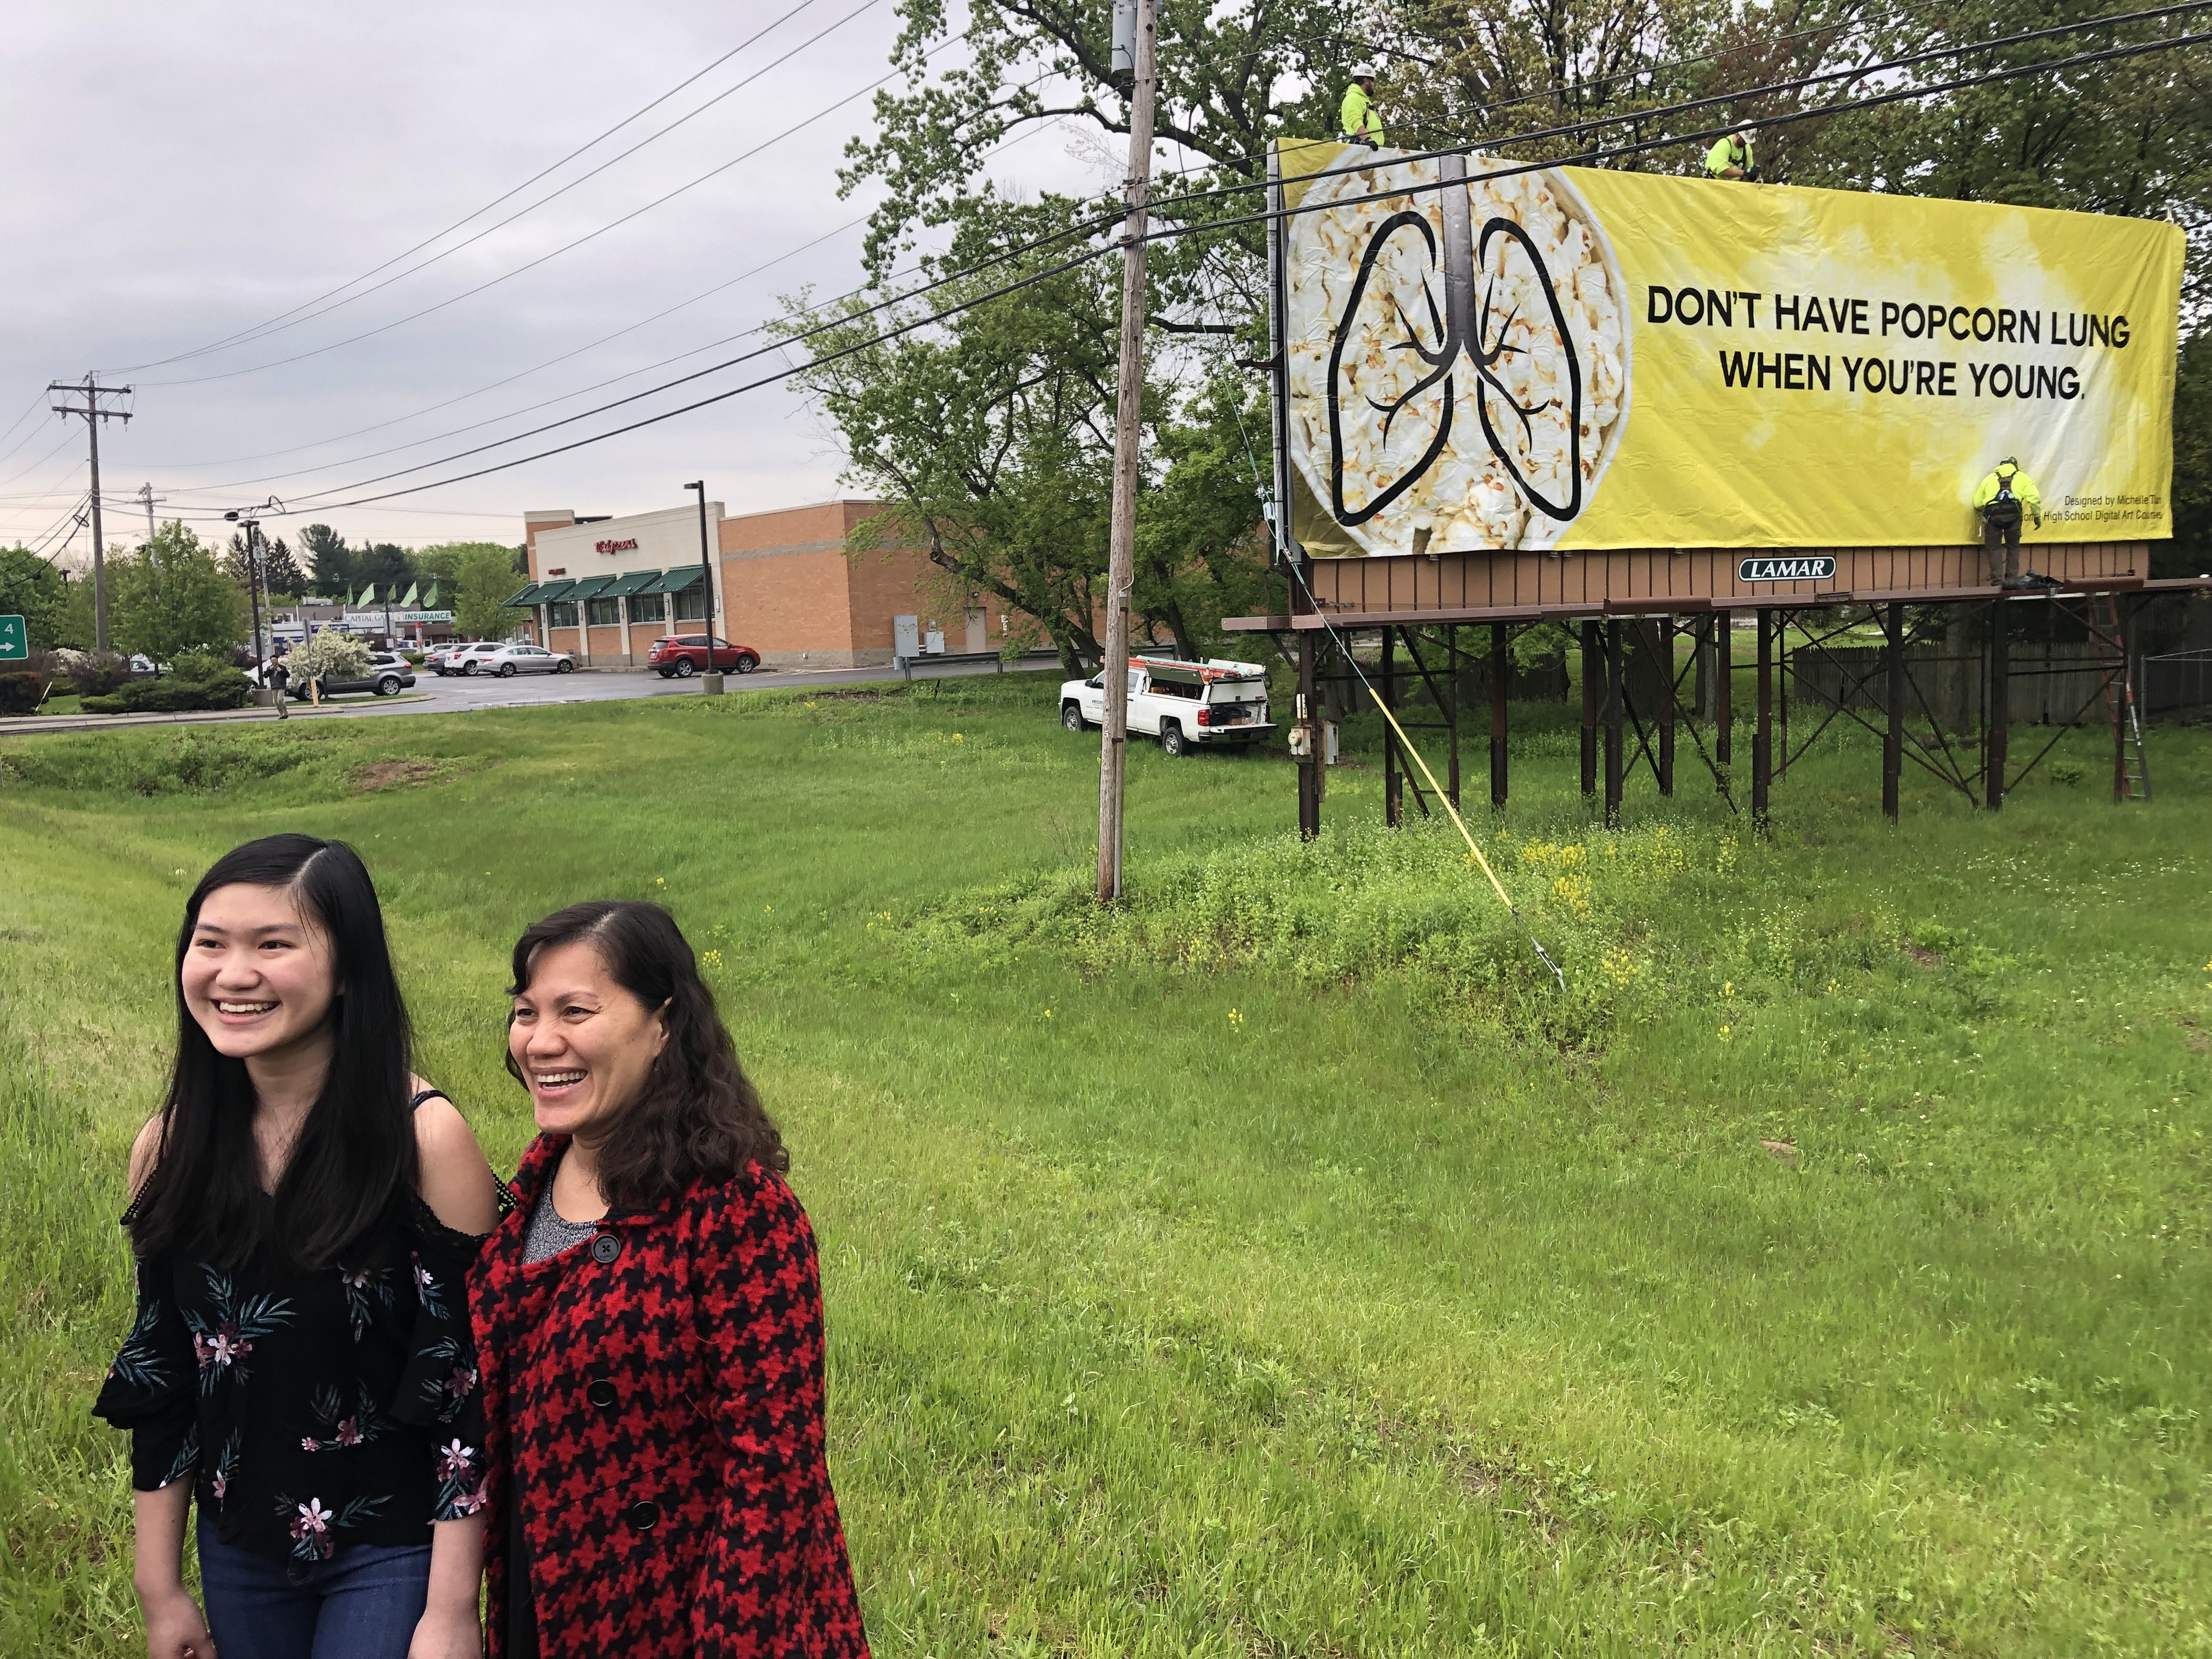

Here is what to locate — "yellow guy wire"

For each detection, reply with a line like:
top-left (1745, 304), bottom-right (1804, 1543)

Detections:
top-left (1365, 692), bottom-right (1568, 992)
top-left (1283, 561), bottom-right (1566, 991)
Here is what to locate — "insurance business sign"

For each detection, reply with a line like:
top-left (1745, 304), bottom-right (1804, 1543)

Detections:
top-left (1278, 141), bottom-right (2182, 557)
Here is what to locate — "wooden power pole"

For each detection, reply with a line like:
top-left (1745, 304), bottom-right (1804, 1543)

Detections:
top-left (1097, 0), bottom-right (1157, 902)
top-left (48, 375), bottom-right (133, 653)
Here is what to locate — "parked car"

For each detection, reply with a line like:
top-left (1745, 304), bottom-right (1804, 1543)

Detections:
top-left (647, 635), bottom-right (759, 678)
top-left (471, 643), bottom-right (574, 678)
top-left (286, 651), bottom-right (417, 700)
top-left (435, 641), bottom-right (510, 676)
top-left (1060, 655), bottom-right (1272, 755)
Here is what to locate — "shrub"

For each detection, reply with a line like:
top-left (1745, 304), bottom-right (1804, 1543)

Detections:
top-left (0, 672), bottom-right (44, 716)
top-left (81, 657), bottom-right (252, 715)
top-left (57, 650), bottom-right (131, 697)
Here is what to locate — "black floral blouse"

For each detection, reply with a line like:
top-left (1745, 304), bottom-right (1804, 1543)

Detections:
top-left (93, 1179), bottom-right (489, 1564)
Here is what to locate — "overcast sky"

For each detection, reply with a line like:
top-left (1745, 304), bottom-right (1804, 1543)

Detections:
top-left (1, 0), bottom-right (1109, 567)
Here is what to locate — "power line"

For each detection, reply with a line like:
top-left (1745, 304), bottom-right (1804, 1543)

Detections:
top-left (292, 0), bottom-right (2201, 509)
top-left (100, 0), bottom-right (845, 374)
top-left (133, 18), bottom-right (975, 389)
top-left (264, 20), bottom-right (2210, 518)
top-left (139, 112), bottom-right (1070, 489)
top-left (143, 0), bottom-right (887, 374)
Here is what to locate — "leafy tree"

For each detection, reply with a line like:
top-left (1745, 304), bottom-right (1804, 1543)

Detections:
top-left (429, 541), bottom-right (533, 639)
top-left (2172, 327), bottom-right (2212, 577)
top-left (0, 545), bottom-right (68, 649)
top-left (108, 523), bottom-right (247, 665)
top-left (59, 573), bottom-right (96, 650)
top-left (356, 542), bottom-right (414, 591)
top-left (788, 198), bottom-right (1128, 668)
top-left (296, 524), bottom-right (355, 595)
top-left (221, 533), bottom-right (311, 600)
top-left (262, 538), bottom-right (308, 598)
top-left (1133, 370), bottom-right (1281, 659)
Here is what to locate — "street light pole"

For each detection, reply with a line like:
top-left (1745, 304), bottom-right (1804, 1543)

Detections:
top-left (686, 481), bottom-right (715, 640)
top-left (1096, 0), bottom-right (1158, 903)
top-left (225, 510), bottom-right (265, 671)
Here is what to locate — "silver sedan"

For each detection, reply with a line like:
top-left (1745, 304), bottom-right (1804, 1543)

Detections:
top-left (475, 644), bottom-right (575, 678)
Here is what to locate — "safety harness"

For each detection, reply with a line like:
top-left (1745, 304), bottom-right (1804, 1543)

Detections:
top-left (1983, 464), bottom-right (2023, 532)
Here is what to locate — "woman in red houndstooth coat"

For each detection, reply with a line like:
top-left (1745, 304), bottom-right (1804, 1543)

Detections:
top-left (469, 900), bottom-right (869, 1659)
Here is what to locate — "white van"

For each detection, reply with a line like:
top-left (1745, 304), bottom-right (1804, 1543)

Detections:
top-left (1060, 655), bottom-right (1273, 755)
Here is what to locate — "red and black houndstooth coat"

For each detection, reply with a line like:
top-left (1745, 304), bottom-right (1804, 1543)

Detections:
top-left (469, 1135), bottom-right (870, 1658)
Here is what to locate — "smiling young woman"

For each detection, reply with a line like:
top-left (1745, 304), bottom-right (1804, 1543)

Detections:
top-left (94, 834), bottom-right (500, 1659)
top-left (469, 901), bottom-right (868, 1658)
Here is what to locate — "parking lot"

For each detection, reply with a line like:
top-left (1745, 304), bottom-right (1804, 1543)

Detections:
top-left (10, 655), bottom-right (1057, 737)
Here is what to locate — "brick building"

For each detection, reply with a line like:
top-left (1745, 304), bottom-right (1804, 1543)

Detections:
top-left (508, 499), bottom-right (1016, 669)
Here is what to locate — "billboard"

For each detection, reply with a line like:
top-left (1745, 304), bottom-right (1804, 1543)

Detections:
top-left (1278, 140), bottom-right (2184, 557)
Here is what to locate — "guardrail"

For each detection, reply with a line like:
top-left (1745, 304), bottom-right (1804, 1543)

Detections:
top-left (893, 648), bottom-right (1061, 681)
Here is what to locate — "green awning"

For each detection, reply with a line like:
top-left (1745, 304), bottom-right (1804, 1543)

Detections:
top-left (503, 582), bottom-right (549, 606)
top-left (564, 575), bottom-right (616, 601)
top-left (640, 566), bottom-right (705, 595)
top-left (602, 568), bottom-right (663, 599)
top-left (529, 579), bottom-right (579, 602)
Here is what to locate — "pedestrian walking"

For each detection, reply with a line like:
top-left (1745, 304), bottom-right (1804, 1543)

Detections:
top-left (268, 654), bottom-right (289, 719)
top-left (470, 901), bottom-right (869, 1658)
top-left (94, 834), bottom-right (500, 1659)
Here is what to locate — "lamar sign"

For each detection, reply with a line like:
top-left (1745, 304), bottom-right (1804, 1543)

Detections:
top-left (1738, 556), bottom-right (1837, 583)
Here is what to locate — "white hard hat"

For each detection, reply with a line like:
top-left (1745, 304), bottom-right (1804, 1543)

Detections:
top-left (1350, 65), bottom-right (1376, 79)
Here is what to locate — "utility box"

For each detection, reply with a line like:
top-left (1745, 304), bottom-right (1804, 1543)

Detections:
top-left (923, 629), bottom-right (945, 656)
top-left (894, 616), bottom-right (920, 658)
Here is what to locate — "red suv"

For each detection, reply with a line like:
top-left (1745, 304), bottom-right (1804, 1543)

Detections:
top-left (647, 634), bottom-right (760, 679)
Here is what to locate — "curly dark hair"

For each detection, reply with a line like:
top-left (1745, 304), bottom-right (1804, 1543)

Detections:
top-left (505, 901), bottom-right (786, 1211)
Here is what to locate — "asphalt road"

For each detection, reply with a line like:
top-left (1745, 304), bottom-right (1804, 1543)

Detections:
top-left (8, 656), bottom-right (1063, 738)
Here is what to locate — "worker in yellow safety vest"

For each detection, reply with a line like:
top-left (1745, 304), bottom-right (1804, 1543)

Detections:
top-left (1971, 456), bottom-right (2044, 587)
top-left (1705, 129), bottom-right (1758, 180)
top-left (1340, 69), bottom-right (1384, 148)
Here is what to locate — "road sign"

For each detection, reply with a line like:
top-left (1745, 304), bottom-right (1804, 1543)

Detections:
top-left (0, 616), bottom-right (25, 661)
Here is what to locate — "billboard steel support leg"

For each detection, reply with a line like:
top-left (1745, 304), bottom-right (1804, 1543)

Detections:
top-left (1490, 622), bottom-right (1509, 811)
top-left (1581, 620), bottom-right (1599, 798)
top-left (1604, 620), bottom-right (1625, 829)
top-left (1296, 629), bottom-right (1321, 839)
top-left (1716, 610), bottom-right (1733, 765)
top-left (1884, 601), bottom-right (1904, 822)
top-left (1445, 627), bottom-right (1462, 810)
top-left (1383, 627), bottom-right (1402, 828)
top-left (1753, 609), bottom-right (1773, 826)
top-left (1658, 617), bottom-right (1677, 798)
top-left (1987, 598), bottom-right (2010, 812)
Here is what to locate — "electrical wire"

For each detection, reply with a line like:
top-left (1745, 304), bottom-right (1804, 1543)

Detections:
top-left (252, 5), bottom-right (2206, 515)
top-left (101, 0), bottom-right (845, 374)
top-left (133, 18), bottom-right (975, 389)
top-left (0, 388), bottom-right (59, 472)
top-left (142, 0), bottom-right (887, 376)
top-left (262, 19), bottom-right (2208, 518)
top-left (1285, 557), bottom-right (1567, 990)
top-left (149, 109), bottom-right (1074, 491)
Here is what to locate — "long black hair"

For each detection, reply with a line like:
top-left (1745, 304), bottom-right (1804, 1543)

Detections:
top-left (506, 901), bottom-right (785, 1211)
top-left (129, 834), bottom-right (419, 1268)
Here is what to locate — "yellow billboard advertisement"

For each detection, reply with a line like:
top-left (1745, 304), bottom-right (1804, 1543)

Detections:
top-left (1279, 139), bottom-right (2184, 556)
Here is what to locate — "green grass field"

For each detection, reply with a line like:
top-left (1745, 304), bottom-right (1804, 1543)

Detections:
top-left (2, 674), bottom-right (2206, 1657)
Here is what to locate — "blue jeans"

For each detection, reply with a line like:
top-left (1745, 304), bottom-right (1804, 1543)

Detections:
top-left (196, 1518), bottom-right (431, 1659)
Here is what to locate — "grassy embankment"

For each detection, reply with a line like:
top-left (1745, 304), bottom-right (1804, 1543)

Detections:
top-left (1, 674), bottom-right (2206, 1657)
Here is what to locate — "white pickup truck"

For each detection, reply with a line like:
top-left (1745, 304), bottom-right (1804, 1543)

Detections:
top-left (1060, 655), bottom-right (1273, 755)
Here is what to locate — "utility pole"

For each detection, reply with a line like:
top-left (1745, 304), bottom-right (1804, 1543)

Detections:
top-left (224, 510), bottom-right (266, 667)
top-left (137, 482), bottom-right (166, 545)
top-left (48, 375), bottom-right (133, 653)
top-left (1096, 0), bottom-right (1156, 903)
